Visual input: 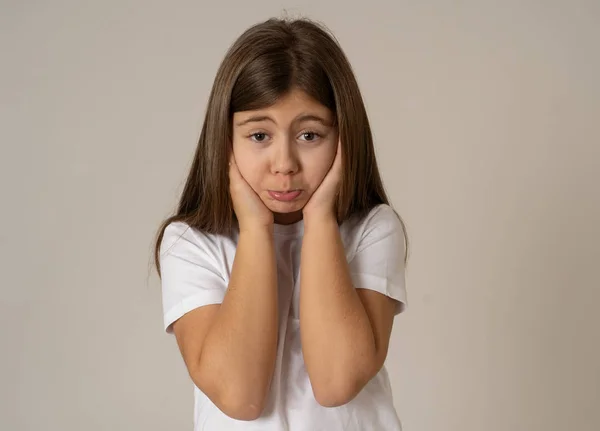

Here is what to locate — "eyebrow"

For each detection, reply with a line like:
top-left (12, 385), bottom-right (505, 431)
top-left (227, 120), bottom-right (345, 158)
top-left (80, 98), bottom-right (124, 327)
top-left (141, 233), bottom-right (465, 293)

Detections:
top-left (235, 114), bottom-right (333, 127)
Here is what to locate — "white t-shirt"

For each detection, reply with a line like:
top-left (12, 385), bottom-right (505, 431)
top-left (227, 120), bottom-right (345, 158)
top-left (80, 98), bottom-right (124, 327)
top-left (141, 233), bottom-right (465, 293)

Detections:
top-left (160, 203), bottom-right (407, 431)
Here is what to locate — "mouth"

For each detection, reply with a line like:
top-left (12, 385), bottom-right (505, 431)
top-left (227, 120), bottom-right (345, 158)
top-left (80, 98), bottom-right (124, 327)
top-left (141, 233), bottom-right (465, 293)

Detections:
top-left (268, 189), bottom-right (303, 202)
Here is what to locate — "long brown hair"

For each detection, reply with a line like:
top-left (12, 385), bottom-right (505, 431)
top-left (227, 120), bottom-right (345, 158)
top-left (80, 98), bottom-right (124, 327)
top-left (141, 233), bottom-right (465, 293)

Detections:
top-left (154, 17), bottom-right (408, 276)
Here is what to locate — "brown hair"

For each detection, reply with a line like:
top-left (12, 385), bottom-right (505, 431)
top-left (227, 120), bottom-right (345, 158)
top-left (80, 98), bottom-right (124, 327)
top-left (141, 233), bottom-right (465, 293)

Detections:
top-left (154, 17), bottom-right (408, 275)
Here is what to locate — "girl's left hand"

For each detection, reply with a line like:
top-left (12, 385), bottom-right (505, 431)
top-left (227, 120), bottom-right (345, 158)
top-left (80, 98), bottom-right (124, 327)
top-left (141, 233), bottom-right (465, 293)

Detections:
top-left (302, 139), bottom-right (343, 221)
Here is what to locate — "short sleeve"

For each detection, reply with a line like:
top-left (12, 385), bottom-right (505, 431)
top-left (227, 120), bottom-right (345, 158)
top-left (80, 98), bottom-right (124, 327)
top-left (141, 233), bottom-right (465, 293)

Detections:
top-left (347, 205), bottom-right (407, 315)
top-left (159, 222), bottom-right (228, 333)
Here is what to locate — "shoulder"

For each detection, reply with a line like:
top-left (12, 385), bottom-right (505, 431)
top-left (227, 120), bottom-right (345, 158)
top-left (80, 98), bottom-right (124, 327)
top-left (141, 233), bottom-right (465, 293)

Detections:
top-left (340, 204), bottom-right (407, 262)
top-left (361, 204), bottom-right (403, 231)
top-left (342, 204), bottom-right (405, 241)
top-left (160, 221), bottom-right (235, 263)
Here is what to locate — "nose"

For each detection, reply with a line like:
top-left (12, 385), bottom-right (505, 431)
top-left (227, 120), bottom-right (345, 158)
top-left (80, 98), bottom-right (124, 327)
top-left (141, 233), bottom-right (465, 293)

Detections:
top-left (271, 139), bottom-right (299, 175)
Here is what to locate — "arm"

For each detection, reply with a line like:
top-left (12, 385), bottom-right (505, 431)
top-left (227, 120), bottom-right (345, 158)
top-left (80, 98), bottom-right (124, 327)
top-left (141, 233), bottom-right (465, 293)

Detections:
top-left (300, 214), bottom-right (397, 407)
top-left (171, 227), bottom-right (278, 420)
top-left (168, 154), bottom-right (279, 420)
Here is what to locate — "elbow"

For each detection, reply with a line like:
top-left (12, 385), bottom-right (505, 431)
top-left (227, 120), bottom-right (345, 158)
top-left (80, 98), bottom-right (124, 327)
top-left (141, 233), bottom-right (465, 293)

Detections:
top-left (311, 361), bottom-right (381, 408)
top-left (314, 391), bottom-right (354, 408)
top-left (312, 376), bottom-right (366, 408)
top-left (217, 396), bottom-right (266, 421)
top-left (313, 381), bottom-right (360, 408)
top-left (191, 372), bottom-right (267, 421)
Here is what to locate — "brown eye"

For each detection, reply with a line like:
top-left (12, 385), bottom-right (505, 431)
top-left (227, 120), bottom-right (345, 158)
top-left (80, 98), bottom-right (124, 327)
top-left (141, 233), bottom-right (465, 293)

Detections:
top-left (299, 131), bottom-right (320, 142)
top-left (251, 133), bottom-right (268, 142)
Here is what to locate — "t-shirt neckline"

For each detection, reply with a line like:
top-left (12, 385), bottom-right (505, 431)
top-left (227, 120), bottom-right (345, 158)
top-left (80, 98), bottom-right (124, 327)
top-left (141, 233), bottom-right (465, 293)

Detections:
top-left (273, 219), bottom-right (304, 237)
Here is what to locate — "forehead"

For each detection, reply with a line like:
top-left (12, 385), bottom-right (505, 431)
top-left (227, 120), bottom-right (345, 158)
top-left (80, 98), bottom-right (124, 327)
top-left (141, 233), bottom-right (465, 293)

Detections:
top-left (233, 88), bottom-right (334, 126)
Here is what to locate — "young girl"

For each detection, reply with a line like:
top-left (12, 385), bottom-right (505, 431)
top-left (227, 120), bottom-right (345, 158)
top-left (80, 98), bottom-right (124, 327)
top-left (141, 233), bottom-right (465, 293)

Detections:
top-left (155, 17), bottom-right (408, 431)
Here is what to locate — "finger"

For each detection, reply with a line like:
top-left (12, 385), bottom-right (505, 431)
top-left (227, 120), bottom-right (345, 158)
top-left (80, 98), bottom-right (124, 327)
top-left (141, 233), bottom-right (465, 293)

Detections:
top-left (229, 152), bottom-right (240, 172)
top-left (229, 161), bottom-right (241, 183)
top-left (229, 155), bottom-right (241, 184)
top-left (228, 157), bottom-right (249, 191)
top-left (333, 140), bottom-right (343, 168)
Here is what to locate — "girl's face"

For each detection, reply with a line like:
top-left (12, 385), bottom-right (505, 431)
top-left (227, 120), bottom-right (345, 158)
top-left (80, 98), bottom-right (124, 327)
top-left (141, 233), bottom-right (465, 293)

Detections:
top-left (232, 88), bottom-right (338, 224)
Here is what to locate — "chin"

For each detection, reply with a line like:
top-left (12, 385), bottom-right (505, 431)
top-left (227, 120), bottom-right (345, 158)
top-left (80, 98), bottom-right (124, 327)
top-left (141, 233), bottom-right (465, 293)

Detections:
top-left (267, 200), bottom-right (304, 214)
top-left (263, 198), bottom-right (306, 224)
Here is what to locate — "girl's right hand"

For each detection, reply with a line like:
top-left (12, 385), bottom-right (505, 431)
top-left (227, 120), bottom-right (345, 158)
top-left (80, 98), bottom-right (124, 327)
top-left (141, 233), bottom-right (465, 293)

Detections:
top-left (229, 154), bottom-right (274, 232)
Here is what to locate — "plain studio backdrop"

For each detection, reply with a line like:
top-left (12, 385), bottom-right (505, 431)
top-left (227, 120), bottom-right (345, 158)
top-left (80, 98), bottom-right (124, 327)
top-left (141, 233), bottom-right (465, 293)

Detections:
top-left (1, 1), bottom-right (599, 430)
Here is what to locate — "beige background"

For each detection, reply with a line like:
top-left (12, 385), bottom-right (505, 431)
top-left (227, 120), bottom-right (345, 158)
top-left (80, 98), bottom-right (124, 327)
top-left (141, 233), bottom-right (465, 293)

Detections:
top-left (1, 0), bottom-right (599, 430)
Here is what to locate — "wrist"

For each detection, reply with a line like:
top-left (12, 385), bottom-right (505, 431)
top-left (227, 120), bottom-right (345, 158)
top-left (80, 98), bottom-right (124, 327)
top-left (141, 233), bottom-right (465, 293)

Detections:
top-left (302, 210), bottom-right (338, 231)
top-left (238, 223), bottom-right (274, 238)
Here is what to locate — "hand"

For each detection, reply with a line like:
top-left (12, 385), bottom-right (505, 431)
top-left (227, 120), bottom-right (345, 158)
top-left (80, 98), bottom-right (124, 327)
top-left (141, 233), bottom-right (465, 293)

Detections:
top-left (229, 154), bottom-right (274, 232)
top-left (302, 139), bottom-right (343, 222)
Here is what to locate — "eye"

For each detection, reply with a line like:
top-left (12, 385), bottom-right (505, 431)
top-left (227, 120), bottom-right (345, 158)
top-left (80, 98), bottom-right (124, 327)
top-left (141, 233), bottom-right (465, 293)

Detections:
top-left (299, 131), bottom-right (321, 142)
top-left (249, 132), bottom-right (269, 143)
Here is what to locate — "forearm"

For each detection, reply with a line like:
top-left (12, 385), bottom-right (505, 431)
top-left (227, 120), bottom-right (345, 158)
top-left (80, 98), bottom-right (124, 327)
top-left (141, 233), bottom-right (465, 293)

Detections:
top-left (300, 215), bottom-right (377, 405)
top-left (200, 227), bottom-right (278, 411)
